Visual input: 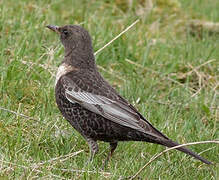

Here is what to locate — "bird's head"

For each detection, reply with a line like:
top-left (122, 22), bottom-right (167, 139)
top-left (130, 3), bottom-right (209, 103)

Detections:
top-left (46, 24), bottom-right (95, 67)
top-left (47, 25), bottom-right (93, 56)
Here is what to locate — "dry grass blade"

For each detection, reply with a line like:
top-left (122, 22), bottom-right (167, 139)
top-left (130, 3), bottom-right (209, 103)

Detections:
top-left (125, 58), bottom-right (194, 93)
top-left (21, 60), bottom-right (56, 77)
top-left (52, 167), bottom-right (111, 177)
top-left (212, 82), bottom-right (219, 92)
top-left (97, 65), bottom-right (126, 82)
top-left (34, 150), bottom-right (84, 167)
top-left (26, 150), bottom-right (84, 178)
top-left (129, 140), bottom-right (219, 180)
top-left (94, 19), bottom-right (139, 56)
top-left (0, 106), bottom-right (39, 121)
top-left (199, 146), bottom-right (217, 155)
top-left (0, 159), bottom-right (64, 179)
top-left (189, 20), bottom-right (219, 35)
top-left (186, 59), bottom-right (216, 76)
top-left (191, 85), bottom-right (205, 97)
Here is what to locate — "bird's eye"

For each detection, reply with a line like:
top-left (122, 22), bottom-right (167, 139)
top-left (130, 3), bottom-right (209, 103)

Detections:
top-left (62, 29), bottom-right (68, 36)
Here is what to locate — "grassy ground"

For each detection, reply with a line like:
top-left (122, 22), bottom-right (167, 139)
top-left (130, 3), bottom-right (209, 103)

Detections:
top-left (0, 0), bottom-right (218, 179)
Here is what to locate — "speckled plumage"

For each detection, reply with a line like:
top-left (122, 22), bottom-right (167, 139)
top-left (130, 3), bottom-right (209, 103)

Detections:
top-left (56, 70), bottom-right (159, 143)
top-left (47, 24), bottom-right (211, 165)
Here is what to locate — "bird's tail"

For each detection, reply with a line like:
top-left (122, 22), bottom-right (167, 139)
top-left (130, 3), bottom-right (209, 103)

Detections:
top-left (156, 138), bottom-right (212, 165)
top-left (136, 112), bottom-right (211, 164)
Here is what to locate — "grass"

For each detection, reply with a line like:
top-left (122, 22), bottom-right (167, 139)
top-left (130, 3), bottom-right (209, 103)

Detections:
top-left (0, 0), bottom-right (218, 179)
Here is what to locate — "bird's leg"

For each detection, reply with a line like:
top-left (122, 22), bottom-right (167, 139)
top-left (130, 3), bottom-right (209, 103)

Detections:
top-left (86, 138), bottom-right (98, 164)
top-left (108, 142), bottom-right (118, 160)
top-left (102, 142), bottom-right (118, 169)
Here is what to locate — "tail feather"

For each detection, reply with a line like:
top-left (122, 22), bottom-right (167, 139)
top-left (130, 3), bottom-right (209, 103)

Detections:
top-left (137, 112), bottom-right (211, 164)
top-left (158, 139), bottom-right (212, 165)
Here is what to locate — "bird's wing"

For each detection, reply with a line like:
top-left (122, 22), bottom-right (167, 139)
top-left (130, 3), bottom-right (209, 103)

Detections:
top-left (61, 76), bottom-right (164, 138)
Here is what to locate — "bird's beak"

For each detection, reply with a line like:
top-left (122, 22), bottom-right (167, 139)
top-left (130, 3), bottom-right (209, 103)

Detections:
top-left (46, 25), bottom-right (60, 34)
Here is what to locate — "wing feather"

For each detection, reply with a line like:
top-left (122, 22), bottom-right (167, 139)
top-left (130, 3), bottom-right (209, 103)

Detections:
top-left (62, 76), bottom-right (161, 136)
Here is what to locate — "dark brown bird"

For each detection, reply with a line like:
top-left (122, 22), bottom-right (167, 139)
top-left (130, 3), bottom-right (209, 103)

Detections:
top-left (46, 24), bottom-right (211, 165)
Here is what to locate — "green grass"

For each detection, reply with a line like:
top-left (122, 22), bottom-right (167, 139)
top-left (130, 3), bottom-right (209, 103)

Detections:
top-left (0, 0), bottom-right (218, 179)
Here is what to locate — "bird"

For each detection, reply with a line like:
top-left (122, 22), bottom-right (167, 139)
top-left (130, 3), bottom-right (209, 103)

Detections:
top-left (46, 24), bottom-right (211, 165)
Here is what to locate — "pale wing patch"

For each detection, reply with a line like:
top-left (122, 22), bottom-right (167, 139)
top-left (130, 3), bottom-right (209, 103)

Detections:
top-left (65, 89), bottom-right (147, 133)
top-left (65, 89), bottom-right (113, 105)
